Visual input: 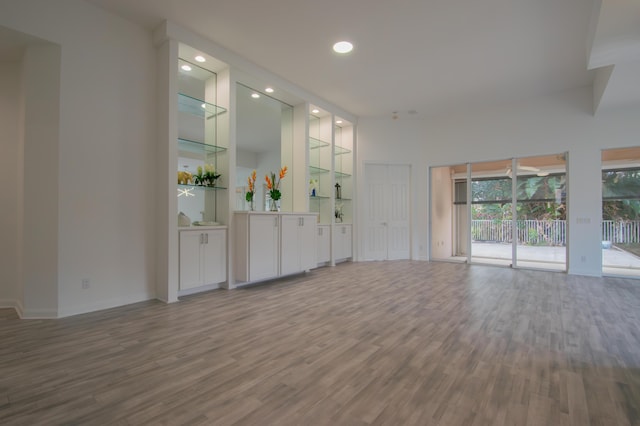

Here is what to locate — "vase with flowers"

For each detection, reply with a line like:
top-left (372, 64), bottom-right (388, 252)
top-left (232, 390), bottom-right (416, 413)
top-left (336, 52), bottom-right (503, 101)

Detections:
top-left (245, 169), bottom-right (257, 210)
top-left (193, 163), bottom-right (221, 187)
top-left (265, 166), bottom-right (288, 211)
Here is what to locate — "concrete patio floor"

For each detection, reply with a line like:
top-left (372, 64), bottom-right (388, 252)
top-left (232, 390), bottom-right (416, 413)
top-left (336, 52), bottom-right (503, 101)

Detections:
top-left (462, 242), bottom-right (640, 276)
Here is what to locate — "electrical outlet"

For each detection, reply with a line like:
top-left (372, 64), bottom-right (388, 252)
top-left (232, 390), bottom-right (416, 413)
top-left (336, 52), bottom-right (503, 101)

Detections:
top-left (81, 278), bottom-right (90, 289)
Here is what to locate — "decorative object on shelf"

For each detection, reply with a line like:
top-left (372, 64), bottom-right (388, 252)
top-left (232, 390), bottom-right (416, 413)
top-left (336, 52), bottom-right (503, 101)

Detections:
top-left (177, 170), bottom-right (193, 185)
top-left (245, 169), bottom-right (257, 211)
top-left (265, 166), bottom-right (288, 211)
top-left (335, 182), bottom-right (342, 199)
top-left (335, 202), bottom-right (344, 223)
top-left (177, 187), bottom-right (195, 197)
top-left (309, 179), bottom-right (318, 197)
top-left (193, 163), bottom-right (221, 187)
top-left (193, 221), bottom-right (220, 226)
top-left (178, 211), bottom-right (191, 227)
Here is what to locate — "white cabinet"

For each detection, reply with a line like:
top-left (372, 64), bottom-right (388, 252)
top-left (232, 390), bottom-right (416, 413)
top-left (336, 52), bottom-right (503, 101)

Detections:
top-left (235, 212), bottom-right (317, 284)
top-left (179, 228), bottom-right (226, 290)
top-left (333, 224), bottom-right (352, 262)
top-left (235, 213), bottom-right (280, 282)
top-left (281, 214), bottom-right (317, 275)
top-left (317, 225), bottom-right (331, 264)
top-left (249, 214), bottom-right (280, 281)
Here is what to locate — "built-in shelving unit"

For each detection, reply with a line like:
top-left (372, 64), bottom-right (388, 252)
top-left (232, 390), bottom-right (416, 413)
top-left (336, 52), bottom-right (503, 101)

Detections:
top-left (334, 119), bottom-right (353, 226)
top-left (308, 107), bottom-right (333, 225)
top-left (175, 51), bottom-right (230, 294)
top-left (176, 68), bottom-right (228, 225)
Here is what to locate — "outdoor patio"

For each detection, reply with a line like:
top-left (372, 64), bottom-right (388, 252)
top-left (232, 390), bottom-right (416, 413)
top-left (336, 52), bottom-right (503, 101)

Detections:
top-left (467, 242), bottom-right (640, 276)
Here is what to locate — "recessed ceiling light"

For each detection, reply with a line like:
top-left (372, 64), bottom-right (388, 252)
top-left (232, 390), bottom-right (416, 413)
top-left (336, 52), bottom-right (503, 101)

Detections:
top-left (201, 103), bottom-right (206, 108)
top-left (333, 41), bottom-right (353, 54)
top-left (265, 87), bottom-right (274, 93)
top-left (336, 120), bottom-right (343, 124)
top-left (181, 64), bottom-right (192, 71)
top-left (194, 55), bottom-right (206, 63)
top-left (251, 93), bottom-right (260, 99)
top-left (312, 108), bottom-right (319, 114)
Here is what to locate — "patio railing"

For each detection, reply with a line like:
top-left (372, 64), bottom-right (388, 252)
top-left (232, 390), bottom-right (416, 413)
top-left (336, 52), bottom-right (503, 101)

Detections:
top-left (471, 219), bottom-right (640, 245)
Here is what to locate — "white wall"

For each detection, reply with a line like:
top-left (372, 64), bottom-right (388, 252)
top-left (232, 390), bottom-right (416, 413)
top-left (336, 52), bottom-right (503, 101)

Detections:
top-left (0, 0), bottom-right (158, 316)
top-left (22, 44), bottom-right (61, 318)
top-left (430, 166), bottom-right (453, 259)
top-left (358, 87), bottom-right (640, 276)
top-left (357, 117), bottom-right (429, 260)
top-left (0, 61), bottom-right (21, 308)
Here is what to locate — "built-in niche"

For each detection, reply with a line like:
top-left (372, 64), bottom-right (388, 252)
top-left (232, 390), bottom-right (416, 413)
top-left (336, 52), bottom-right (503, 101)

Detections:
top-left (235, 83), bottom-right (293, 211)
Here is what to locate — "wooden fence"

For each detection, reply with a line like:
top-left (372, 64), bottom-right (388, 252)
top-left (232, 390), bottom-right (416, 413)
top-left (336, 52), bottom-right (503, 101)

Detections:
top-left (471, 220), bottom-right (640, 245)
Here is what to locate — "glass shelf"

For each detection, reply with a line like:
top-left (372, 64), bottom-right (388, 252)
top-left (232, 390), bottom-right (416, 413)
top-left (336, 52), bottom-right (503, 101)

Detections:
top-left (177, 184), bottom-right (227, 191)
top-left (335, 145), bottom-right (351, 155)
top-left (178, 138), bottom-right (227, 155)
top-left (310, 166), bottom-right (330, 175)
top-left (309, 195), bottom-right (331, 200)
top-left (178, 93), bottom-right (227, 119)
top-left (335, 170), bottom-right (352, 178)
top-left (335, 197), bottom-right (352, 201)
top-left (310, 137), bottom-right (330, 149)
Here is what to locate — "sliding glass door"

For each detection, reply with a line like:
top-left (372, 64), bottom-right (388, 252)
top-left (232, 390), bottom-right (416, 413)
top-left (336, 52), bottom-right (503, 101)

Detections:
top-left (602, 147), bottom-right (640, 277)
top-left (470, 160), bottom-right (513, 266)
top-left (514, 155), bottom-right (566, 270)
top-left (431, 153), bottom-right (568, 272)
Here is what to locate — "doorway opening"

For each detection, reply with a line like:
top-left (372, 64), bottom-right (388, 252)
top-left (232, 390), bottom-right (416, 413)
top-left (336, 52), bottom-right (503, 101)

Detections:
top-left (602, 147), bottom-right (640, 277)
top-left (362, 163), bottom-right (411, 260)
top-left (430, 154), bottom-right (567, 272)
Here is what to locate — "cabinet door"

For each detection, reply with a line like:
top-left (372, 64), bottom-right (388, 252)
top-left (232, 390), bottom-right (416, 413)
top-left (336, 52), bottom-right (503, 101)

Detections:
top-left (317, 225), bottom-right (330, 264)
top-left (299, 215), bottom-right (317, 271)
top-left (334, 224), bottom-right (353, 261)
top-left (342, 224), bottom-right (353, 259)
top-left (280, 215), bottom-right (301, 276)
top-left (180, 231), bottom-right (203, 290)
top-left (202, 230), bottom-right (226, 285)
top-left (249, 214), bottom-right (279, 281)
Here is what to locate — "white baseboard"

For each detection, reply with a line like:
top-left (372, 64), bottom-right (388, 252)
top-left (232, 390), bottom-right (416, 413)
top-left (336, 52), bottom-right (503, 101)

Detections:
top-left (56, 292), bottom-right (153, 318)
top-left (0, 299), bottom-right (24, 318)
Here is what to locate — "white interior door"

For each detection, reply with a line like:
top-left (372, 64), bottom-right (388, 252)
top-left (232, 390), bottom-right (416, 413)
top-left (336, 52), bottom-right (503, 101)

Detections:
top-left (363, 164), bottom-right (411, 260)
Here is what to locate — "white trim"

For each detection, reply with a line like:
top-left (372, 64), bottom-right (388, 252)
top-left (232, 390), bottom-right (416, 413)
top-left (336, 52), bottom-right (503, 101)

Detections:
top-left (0, 299), bottom-right (23, 318)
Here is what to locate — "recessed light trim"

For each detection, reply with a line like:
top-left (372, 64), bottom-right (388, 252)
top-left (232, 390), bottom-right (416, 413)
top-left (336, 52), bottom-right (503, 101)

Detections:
top-left (311, 108), bottom-right (320, 114)
top-left (333, 41), bottom-right (353, 54)
top-left (181, 64), bottom-right (192, 71)
top-left (336, 120), bottom-right (343, 124)
top-left (194, 55), bottom-right (206, 63)
top-left (265, 87), bottom-right (274, 93)
top-left (251, 93), bottom-right (260, 99)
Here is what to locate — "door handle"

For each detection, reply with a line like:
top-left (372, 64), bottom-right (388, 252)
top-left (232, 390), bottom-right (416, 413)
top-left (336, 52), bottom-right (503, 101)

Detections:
top-left (204, 233), bottom-right (208, 244)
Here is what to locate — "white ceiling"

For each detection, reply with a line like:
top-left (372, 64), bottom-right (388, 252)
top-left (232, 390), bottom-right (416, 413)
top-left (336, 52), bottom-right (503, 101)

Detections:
top-left (2, 1), bottom-right (638, 117)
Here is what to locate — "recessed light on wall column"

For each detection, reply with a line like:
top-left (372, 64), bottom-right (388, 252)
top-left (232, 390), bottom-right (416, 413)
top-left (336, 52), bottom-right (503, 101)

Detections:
top-left (312, 108), bottom-right (319, 114)
top-left (265, 87), bottom-right (274, 93)
top-left (194, 55), bottom-right (206, 62)
top-left (251, 93), bottom-right (260, 99)
top-left (333, 41), bottom-right (353, 54)
top-left (181, 64), bottom-right (192, 71)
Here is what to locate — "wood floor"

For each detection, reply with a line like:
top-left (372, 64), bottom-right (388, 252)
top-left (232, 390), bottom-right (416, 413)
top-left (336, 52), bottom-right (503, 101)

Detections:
top-left (2, 261), bottom-right (640, 425)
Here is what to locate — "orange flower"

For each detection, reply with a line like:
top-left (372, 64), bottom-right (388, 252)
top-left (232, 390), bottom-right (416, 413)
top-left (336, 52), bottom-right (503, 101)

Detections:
top-left (279, 166), bottom-right (288, 180)
top-left (265, 174), bottom-right (273, 190)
